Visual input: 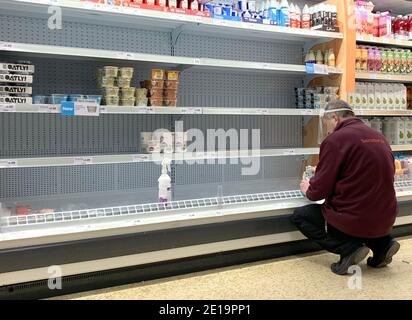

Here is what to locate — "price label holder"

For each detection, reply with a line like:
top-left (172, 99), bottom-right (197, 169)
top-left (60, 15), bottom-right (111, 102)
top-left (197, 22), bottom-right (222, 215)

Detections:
top-left (0, 104), bottom-right (16, 112)
top-left (74, 157), bottom-right (93, 165)
top-left (306, 63), bottom-right (329, 75)
top-left (61, 101), bottom-right (100, 116)
top-left (0, 159), bottom-right (17, 168)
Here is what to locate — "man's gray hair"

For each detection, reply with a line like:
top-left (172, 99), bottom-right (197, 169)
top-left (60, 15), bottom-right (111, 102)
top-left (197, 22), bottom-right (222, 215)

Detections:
top-left (324, 99), bottom-right (355, 119)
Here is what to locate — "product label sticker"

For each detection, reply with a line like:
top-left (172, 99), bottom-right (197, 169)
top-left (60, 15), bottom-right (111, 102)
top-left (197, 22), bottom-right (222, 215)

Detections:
top-left (0, 63), bottom-right (35, 73)
top-left (0, 159), bottom-right (17, 168)
top-left (0, 104), bottom-right (16, 112)
top-left (73, 157), bottom-right (93, 165)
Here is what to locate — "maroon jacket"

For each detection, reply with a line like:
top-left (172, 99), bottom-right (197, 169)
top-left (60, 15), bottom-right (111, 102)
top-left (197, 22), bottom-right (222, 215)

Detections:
top-left (306, 117), bottom-right (398, 238)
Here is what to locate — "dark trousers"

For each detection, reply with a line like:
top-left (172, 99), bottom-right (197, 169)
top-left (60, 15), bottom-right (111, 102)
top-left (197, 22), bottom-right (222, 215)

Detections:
top-left (291, 204), bottom-right (393, 257)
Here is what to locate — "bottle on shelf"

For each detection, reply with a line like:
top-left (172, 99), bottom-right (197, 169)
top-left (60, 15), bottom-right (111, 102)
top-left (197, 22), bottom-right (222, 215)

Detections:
top-left (269, 0), bottom-right (278, 24)
top-left (289, 3), bottom-right (295, 28)
top-left (294, 4), bottom-right (301, 29)
top-left (301, 4), bottom-right (310, 29)
top-left (279, 0), bottom-right (289, 27)
top-left (158, 158), bottom-right (172, 204)
top-left (315, 50), bottom-right (324, 65)
top-left (327, 49), bottom-right (336, 67)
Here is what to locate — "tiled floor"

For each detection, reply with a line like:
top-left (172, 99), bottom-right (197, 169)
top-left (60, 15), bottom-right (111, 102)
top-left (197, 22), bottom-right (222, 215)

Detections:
top-left (55, 236), bottom-right (412, 300)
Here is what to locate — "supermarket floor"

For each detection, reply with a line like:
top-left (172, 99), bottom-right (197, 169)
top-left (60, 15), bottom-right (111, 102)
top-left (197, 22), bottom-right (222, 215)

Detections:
top-left (54, 236), bottom-right (412, 300)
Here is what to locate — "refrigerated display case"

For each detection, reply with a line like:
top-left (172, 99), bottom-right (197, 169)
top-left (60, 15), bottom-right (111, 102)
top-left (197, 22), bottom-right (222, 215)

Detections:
top-left (1, 0), bottom-right (412, 299)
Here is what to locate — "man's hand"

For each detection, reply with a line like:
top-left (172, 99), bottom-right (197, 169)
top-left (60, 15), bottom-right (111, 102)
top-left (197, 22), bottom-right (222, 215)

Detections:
top-left (300, 179), bottom-right (310, 195)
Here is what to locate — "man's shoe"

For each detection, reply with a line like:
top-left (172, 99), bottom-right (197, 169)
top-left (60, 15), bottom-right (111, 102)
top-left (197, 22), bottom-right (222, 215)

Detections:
top-left (331, 246), bottom-right (370, 276)
top-left (367, 241), bottom-right (400, 268)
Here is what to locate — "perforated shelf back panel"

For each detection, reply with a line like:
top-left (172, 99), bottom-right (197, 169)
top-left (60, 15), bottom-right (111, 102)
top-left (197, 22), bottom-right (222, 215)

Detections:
top-left (0, 13), bottom-right (306, 202)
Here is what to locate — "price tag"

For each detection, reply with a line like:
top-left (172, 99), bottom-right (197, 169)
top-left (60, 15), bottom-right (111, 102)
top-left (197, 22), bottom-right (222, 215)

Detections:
top-left (261, 63), bottom-right (271, 70)
top-left (0, 104), bottom-right (16, 112)
top-left (133, 154), bottom-right (150, 162)
top-left (82, 2), bottom-right (100, 10)
top-left (117, 52), bottom-right (135, 60)
top-left (194, 16), bottom-right (203, 23)
top-left (248, 23), bottom-right (257, 29)
top-left (74, 157), bottom-right (93, 165)
top-left (47, 0), bottom-right (59, 5)
top-left (99, 106), bottom-right (108, 113)
top-left (384, 74), bottom-right (392, 80)
top-left (131, 8), bottom-right (142, 15)
top-left (257, 109), bottom-right (269, 115)
top-left (180, 107), bottom-right (202, 114)
top-left (213, 19), bottom-right (227, 26)
top-left (175, 14), bottom-right (186, 21)
top-left (74, 101), bottom-right (100, 116)
top-left (196, 152), bottom-right (205, 159)
top-left (0, 42), bottom-right (13, 50)
top-left (193, 58), bottom-right (201, 65)
top-left (283, 149), bottom-right (296, 156)
top-left (38, 104), bottom-right (59, 113)
top-left (302, 109), bottom-right (314, 115)
top-left (0, 159), bottom-right (17, 168)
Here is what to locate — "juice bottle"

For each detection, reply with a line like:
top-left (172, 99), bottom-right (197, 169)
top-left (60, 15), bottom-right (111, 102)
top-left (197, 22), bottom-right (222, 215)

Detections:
top-left (387, 49), bottom-right (394, 74)
top-left (356, 47), bottom-right (362, 71)
top-left (408, 14), bottom-right (412, 41)
top-left (361, 46), bottom-right (369, 71)
top-left (401, 50), bottom-right (408, 74)
top-left (381, 48), bottom-right (388, 73)
top-left (367, 47), bottom-right (375, 71)
top-left (374, 47), bottom-right (382, 72)
top-left (373, 13), bottom-right (380, 37)
top-left (394, 50), bottom-right (402, 74)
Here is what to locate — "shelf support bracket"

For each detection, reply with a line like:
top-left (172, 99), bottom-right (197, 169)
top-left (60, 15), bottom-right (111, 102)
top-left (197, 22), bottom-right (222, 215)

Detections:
top-left (171, 24), bottom-right (187, 53)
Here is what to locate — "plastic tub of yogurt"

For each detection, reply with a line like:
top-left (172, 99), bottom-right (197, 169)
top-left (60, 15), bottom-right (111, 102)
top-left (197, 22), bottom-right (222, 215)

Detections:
top-left (120, 87), bottom-right (136, 99)
top-left (103, 66), bottom-right (119, 78)
top-left (119, 67), bottom-right (134, 78)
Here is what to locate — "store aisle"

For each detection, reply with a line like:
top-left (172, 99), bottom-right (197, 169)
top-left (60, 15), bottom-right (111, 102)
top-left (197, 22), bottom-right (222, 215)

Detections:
top-left (55, 237), bottom-right (412, 300)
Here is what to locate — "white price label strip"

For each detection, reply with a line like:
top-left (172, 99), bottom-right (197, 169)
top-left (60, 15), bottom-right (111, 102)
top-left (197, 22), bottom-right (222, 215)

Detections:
top-left (0, 104), bottom-right (16, 112)
top-left (0, 159), bottom-right (17, 168)
top-left (74, 157), bottom-right (93, 165)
